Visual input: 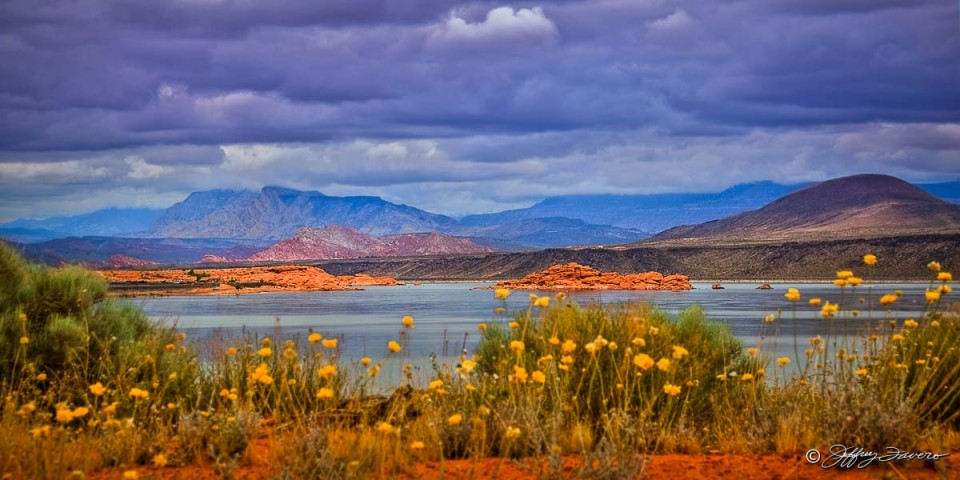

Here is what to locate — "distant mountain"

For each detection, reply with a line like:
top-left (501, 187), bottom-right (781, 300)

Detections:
top-left (100, 254), bottom-right (159, 269)
top-left (1, 208), bottom-right (164, 240)
top-left (13, 237), bottom-right (270, 265)
top-left (919, 181), bottom-right (960, 204)
top-left (149, 186), bottom-right (457, 240)
top-left (449, 217), bottom-right (646, 248)
top-left (249, 225), bottom-right (492, 262)
top-left (461, 181), bottom-right (812, 233)
top-left (0, 227), bottom-right (69, 243)
top-left (647, 174), bottom-right (960, 245)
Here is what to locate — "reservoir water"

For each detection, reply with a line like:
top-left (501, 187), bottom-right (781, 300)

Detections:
top-left (135, 282), bottom-right (935, 363)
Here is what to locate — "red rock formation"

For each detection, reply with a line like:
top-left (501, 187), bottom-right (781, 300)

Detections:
top-left (98, 265), bottom-right (397, 295)
top-left (100, 254), bottom-right (159, 269)
top-left (249, 225), bottom-right (493, 261)
top-left (198, 254), bottom-right (231, 263)
top-left (492, 263), bottom-right (692, 292)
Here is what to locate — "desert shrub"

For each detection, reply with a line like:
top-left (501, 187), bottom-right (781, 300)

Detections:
top-left (475, 296), bottom-right (751, 451)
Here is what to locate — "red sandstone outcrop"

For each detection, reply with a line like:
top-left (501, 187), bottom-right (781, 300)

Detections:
top-left (98, 265), bottom-right (397, 295)
top-left (100, 254), bottom-right (159, 269)
top-left (198, 254), bottom-right (232, 263)
top-left (491, 263), bottom-right (692, 292)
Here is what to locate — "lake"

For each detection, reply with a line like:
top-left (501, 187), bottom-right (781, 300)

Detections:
top-left (134, 281), bottom-right (934, 364)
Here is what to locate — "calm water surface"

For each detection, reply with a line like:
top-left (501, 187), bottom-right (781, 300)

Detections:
top-left (135, 282), bottom-right (933, 362)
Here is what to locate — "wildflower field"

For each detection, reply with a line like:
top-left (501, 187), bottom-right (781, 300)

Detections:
top-left (1, 242), bottom-right (958, 479)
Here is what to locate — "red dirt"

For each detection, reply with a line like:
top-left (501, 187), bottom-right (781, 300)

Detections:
top-left (491, 263), bottom-right (693, 292)
top-left (97, 265), bottom-right (397, 295)
top-left (87, 451), bottom-right (959, 480)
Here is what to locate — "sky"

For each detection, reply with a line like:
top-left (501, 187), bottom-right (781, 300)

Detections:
top-left (0, 0), bottom-right (959, 221)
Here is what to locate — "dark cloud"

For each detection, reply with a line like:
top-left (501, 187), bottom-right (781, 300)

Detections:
top-left (0, 0), bottom-right (958, 219)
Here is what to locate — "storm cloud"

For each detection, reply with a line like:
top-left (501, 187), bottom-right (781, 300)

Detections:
top-left (0, 0), bottom-right (958, 219)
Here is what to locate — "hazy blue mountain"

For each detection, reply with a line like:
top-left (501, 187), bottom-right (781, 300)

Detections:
top-left (460, 181), bottom-right (812, 233)
top-left (449, 217), bottom-right (646, 248)
top-left (919, 181), bottom-right (960, 203)
top-left (0, 208), bottom-right (164, 241)
top-left (149, 186), bottom-right (459, 240)
top-left (0, 227), bottom-right (69, 243)
top-left (13, 236), bottom-right (270, 265)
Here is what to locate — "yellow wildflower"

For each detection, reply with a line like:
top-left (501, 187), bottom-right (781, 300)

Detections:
top-left (535, 296), bottom-right (550, 308)
top-left (748, 347), bottom-right (758, 356)
top-left (928, 261), bottom-right (942, 272)
top-left (855, 368), bottom-right (868, 377)
top-left (632, 337), bottom-right (646, 347)
top-left (531, 370), bottom-right (546, 384)
top-left (633, 353), bottom-right (654, 370)
top-left (663, 383), bottom-right (682, 396)
top-left (257, 347), bottom-right (272, 358)
top-left (317, 364), bottom-right (337, 379)
top-left (322, 338), bottom-right (338, 349)
top-left (880, 294), bottom-right (897, 306)
top-left (513, 365), bottom-right (528, 383)
top-left (308, 333), bottom-right (322, 344)
top-left (529, 294), bottom-right (538, 302)
top-left (494, 307), bottom-right (506, 314)
top-left (36, 373), bottom-right (46, 381)
top-left (561, 339), bottom-right (577, 353)
top-left (833, 279), bottom-right (846, 287)
top-left (402, 315), bottom-right (414, 328)
top-left (808, 298), bottom-right (822, 306)
top-left (283, 348), bottom-right (297, 361)
top-left (56, 407), bottom-right (74, 423)
top-left (122, 471), bottom-right (139, 480)
top-left (361, 357), bottom-right (371, 366)
top-left (904, 319), bottom-right (919, 328)
top-left (741, 373), bottom-right (755, 382)
top-left (478, 323), bottom-right (487, 331)
top-left (820, 302), bottom-right (839, 318)
top-left (926, 289), bottom-right (941, 303)
top-left (549, 336), bottom-right (560, 345)
top-left (388, 340), bottom-right (402, 353)
top-left (19, 336), bottom-right (28, 345)
top-left (560, 355), bottom-right (574, 365)
top-left (410, 440), bottom-right (425, 451)
top-left (656, 358), bottom-right (671, 371)
top-left (494, 288), bottom-right (510, 299)
top-left (891, 334), bottom-right (905, 342)
top-left (376, 422), bottom-right (395, 435)
top-left (863, 253), bottom-right (877, 266)
top-left (777, 357), bottom-right (790, 367)
top-left (555, 292), bottom-right (566, 301)
top-left (447, 413), bottom-right (462, 426)
top-left (847, 277), bottom-right (863, 286)
top-left (152, 454), bottom-right (168, 468)
top-left (129, 388), bottom-right (149, 400)
top-left (505, 426), bottom-right (522, 440)
top-left (510, 340), bottom-right (525, 353)
top-left (836, 270), bottom-right (854, 279)
top-left (764, 314), bottom-right (776, 323)
top-left (939, 272), bottom-right (953, 282)
top-left (429, 379), bottom-right (444, 390)
top-left (316, 388), bottom-right (334, 400)
top-left (939, 285), bottom-right (952, 294)
top-left (508, 321), bottom-right (520, 329)
top-left (226, 347), bottom-right (237, 356)
top-left (784, 288), bottom-right (800, 301)
top-left (164, 343), bottom-right (175, 351)
top-left (672, 345), bottom-right (689, 359)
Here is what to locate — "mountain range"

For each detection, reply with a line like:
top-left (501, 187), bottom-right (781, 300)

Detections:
top-left (646, 175), bottom-right (960, 245)
top-left (3, 176), bottom-right (960, 265)
top-left (249, 225), bottom-right (492, 262)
